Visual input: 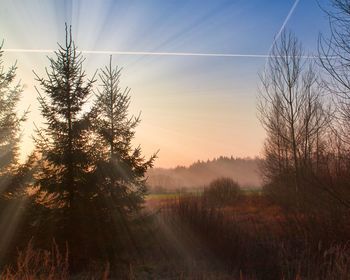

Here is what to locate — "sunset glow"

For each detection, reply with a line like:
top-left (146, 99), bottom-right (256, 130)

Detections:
top-left (0, 0), bottom-right (330, 167)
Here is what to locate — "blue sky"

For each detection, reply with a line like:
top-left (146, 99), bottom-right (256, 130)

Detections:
top-left (0, 0), bottom-right (332, 167)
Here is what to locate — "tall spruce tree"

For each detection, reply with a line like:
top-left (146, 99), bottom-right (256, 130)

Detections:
top-left (0, 42), bottom-right (27, 193)
top-left (33, 26), bottom-right (96, 266)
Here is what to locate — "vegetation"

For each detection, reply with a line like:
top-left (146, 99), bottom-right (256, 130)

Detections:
top-left (0, 41), bottom-right (27, 197)
top-left (202, 177), bottom-right (240, 207)
top-left (32, 25), bottom-right (98, 268)
top-left (1, 1), bottom-right (350, 278)
top-left (0, 25), bottom-right (156, 274)
top-left (166, 191), bottom-right (350, 279)
top-left (147, 156), bottom-right (262, 190)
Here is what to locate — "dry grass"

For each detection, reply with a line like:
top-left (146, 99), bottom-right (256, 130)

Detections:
top-left (1, 239), bottom-right (69, 280)
top-left (164, 192), bottom-right (350, 280)
top-left (0, 240), bottom-right (111, 280)
top-left (1, 192), bottom-right (349, 279)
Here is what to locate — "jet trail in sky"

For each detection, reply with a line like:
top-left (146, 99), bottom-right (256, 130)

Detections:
top-left (269, 0), bottom-right (301, 52)
top-left (3, 48), bottom-right (318, 59)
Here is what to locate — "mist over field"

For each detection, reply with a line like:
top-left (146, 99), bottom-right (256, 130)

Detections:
top-left (147, 157), bottom-right (262, 190)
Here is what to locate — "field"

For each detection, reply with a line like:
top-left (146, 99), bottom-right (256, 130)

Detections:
top-left (139, 189), bottom-right (350, 279)
top-left (2, 187), bottom-right (350, 279)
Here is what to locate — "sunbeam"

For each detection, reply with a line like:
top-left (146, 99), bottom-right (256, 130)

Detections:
top-left (0, 197), bottom-right (28, 263)
top-left (0, 0), bottom-right (328, 168)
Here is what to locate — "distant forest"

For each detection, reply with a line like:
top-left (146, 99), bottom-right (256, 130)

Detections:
top-left (147, 156), bottom-right (262, 190)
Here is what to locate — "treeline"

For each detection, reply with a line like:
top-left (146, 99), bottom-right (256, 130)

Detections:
top-left (0, 25), bottom-right (156, 271)
top-left (258, 2), bottom-right (350, 220)
top-left (147, 156), bottom-right (262, 191)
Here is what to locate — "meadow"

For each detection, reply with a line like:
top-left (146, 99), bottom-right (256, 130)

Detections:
top-left (3, 181), bottom-right (349, 279)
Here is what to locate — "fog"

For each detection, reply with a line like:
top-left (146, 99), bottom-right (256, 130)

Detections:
top-left (147, 156), bottom-right (262, 190)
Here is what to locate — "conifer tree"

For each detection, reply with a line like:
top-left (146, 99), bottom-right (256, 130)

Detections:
top-left (33, 25), bottom-right (95, 265)
top-left (32, 27), bottom-right (156, 267)
top-left (0, 42), bottom-right (27, 193)
top-left (0, 42), bottom-right (29, 266)
top-left (89, 57), bottom-right (156, 259)
top-left (92, 56), bottom-right (156, 213)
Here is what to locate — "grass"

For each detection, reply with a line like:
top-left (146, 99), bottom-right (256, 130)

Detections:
top-left (145, 192), bottom-right (178, 210)
top-left (1, 240), bottom-right (70, 280)
top-left (163, 192), bottom-right (350, 279)
top-left (146, 192), bottom-right (178, 201)
top-left (2, 190), bottom-right (349, 279)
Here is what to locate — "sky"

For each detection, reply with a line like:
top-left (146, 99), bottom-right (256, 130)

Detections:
top-left (0, 0), bottom-right (331, 168)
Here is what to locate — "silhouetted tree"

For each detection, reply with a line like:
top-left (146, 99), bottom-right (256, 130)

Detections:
top-left (318, 0), bottom-right (350, 208)
top-left (258, 31), bottom-right (330, 204)
top-left (93, 56), bottom-right (156, 212)
top-left (0, 42), bottom-right (27, 193)
top-left (89, 56), bottom-right (156, 260)
top-left (319, 0), bottom-right (350, 145)
top-left (0, 42), bottom-right (35, 268)
top-left (32, 25), bottom-right (96, 268)
top-left (31, 27), bottom-right (156, 268)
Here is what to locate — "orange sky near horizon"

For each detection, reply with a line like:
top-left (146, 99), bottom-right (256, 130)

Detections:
top-left (0, 0), bottom-right (330, 168)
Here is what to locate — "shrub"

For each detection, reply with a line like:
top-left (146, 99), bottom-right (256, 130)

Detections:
top-left (203, 177), bottom-right (240, 207)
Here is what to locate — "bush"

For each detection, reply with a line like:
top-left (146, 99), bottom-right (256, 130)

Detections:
top-left (203, 177), bottom-right (240, 207)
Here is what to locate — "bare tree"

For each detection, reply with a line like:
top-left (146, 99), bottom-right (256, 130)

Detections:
top-left (318, 0), bottom-right (350, 208)
top-left (258, 31), bottom-right (330, 194)
top-left (319, 0), bottom-right (350, 145)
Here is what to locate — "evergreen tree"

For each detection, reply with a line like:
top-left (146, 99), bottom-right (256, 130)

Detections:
top-left (90, 56), bottom-right (156, 259)
top-left (32, 26), bottom-right (96, 266)
top-left (0, 42), bottom-right (27, 192)
top-left (0, 42), bottom-right (32, 268)
top-left (93, 56), bottom-right (156, 212)
top-left (32, 27), bottom-right (156, 268)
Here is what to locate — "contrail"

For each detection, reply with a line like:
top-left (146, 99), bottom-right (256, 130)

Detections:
top-left (82, 50), bottom-right (269, 58)
top-left (2, 1), bottom-right (302, 60)
top-left (2, 48), bottom-right (319, 59)
top-left (269, 0), bottom-right (301, 52)
top-left (2, 48), bottom-right (271, 58)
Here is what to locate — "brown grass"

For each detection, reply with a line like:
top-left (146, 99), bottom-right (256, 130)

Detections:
top-left (1, 239), bottom-right (69, 280)
top-left (0, 240), bottom-right (111, 280)
top-left (163, 192), bottom-right (350, 280)
top-left (2, 192), bottom-right (349, 279)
